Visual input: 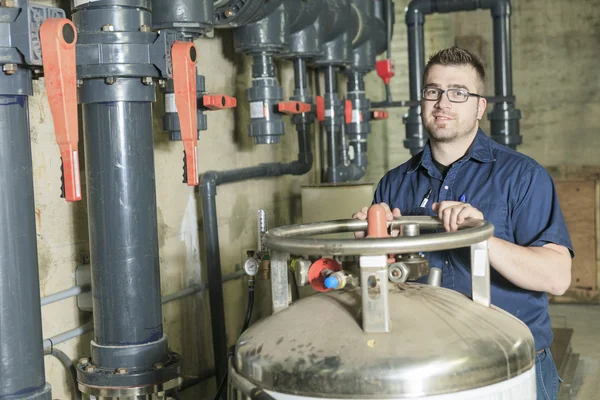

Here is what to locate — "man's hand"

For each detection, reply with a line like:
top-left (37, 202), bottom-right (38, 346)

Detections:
top-left (432, 201), bottom-right (483, 232)
top-left (352, 203), bottom-right (401, 238)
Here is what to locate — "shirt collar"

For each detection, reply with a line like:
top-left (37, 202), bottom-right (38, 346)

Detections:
top-left (407, 128), bottom-right (495, 173)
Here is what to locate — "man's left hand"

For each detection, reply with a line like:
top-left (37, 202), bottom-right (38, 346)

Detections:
top-left (432, 201), bottom-right (484, 232)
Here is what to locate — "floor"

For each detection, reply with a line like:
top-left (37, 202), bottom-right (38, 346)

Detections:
top-left (549, 304), bottom-right (600, 400)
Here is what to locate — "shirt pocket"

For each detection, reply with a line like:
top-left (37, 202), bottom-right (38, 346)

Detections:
top-left (470, 201), bottom-right (508, 240)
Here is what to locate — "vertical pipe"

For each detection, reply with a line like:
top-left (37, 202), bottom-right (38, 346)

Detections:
top-left (324, 66), bottom-right (340, 182)
top-left (492, 13), bottom-right (512, 98)
top-left (0, 94), bottom-right (50, 399)
top-left (405, 13), bottom-right (427, 155)
top-left (293, 58), bottom-right (307, 97)
top-left (200, 184), bottom-right (228, 386)
top-left (83, 101), bottom-right (164, 347)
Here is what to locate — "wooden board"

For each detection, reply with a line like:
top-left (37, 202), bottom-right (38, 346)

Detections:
top-left (551, 180), bottom-right (597, 300)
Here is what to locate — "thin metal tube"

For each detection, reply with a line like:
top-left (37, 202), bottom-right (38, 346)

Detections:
top-left (41, 271), bottom-right (246, 349)
top-left (41, 285), bottom-right (89, 306)
top-left (263, 217), bottom-right (494, 255)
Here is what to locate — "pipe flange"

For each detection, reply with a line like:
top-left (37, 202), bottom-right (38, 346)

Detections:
top-left (78, 376), bottom-right (182, 399)
top-left (1, 384), bottom-right (51, 400)
top-left (76, 351), bottom-right (182, 388)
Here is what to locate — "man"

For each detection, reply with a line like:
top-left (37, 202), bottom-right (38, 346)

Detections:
top-left (353, 47), bottom-right (573, 400)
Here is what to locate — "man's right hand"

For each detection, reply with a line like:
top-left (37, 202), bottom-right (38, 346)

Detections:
top-left (352, 203), bottom-right (401, 238)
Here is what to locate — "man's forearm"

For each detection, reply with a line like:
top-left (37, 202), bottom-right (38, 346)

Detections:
top-left (487, 237), bottom-right (571, 296)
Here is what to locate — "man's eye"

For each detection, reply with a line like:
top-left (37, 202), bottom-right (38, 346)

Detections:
top-left (454, 90), bottom-right (467, 96)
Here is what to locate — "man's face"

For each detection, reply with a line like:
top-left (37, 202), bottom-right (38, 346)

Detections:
top-left (421, 64), bottom-right (486, 143)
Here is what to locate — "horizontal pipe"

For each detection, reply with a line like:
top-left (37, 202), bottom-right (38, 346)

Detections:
top-left (41, 285), bottom-right (89, 307)
top-left (41, 271), bottom-right (246, 348)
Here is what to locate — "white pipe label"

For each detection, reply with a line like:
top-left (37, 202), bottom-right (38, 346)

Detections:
top-left (250, 101), bottom-right (266, 119)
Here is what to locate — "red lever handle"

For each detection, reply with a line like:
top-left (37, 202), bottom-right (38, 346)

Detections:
top-left (172, 41), bottom-right (199, 186)
top-left (40, 18), bottom-right (81, 202)
top-left (344, 100), bottom-right (353, 125)
top-left (316, 96), bottom-right (325, 122)
top-left (203, 94), bottom-right (237, 110)
top-left (278, 101), bottom-right (311, 115)
top-left (372, 110), bottom-right (389, 120)
top-left (376, 59), bottom-right (395, 85)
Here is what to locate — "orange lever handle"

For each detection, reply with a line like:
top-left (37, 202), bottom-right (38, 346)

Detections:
top-left (172, 41), bottom-right (199, 186)
top-left (367, 204), bottom-right (389, 238)
top-left (372, 110), bottom-right (389, 120)
top-left (40, 19), bottom-right (81, 202)
top-left (203, 94), bottom-right (237, 110)
top-left (316, 96), bottom-right (325, 122)
top-left (344, 100), bottom-right (353, 125)
top-left (278, 101), bottom-right (311, 115)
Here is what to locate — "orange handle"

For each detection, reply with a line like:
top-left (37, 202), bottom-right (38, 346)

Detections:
top-left (372, 110), bottom-right (389, 120)
top-left (316, 96), bottom-right (325, 122)
top-left (172, 41), bottom-right (199, 186)
top-left (40, 18), bottom-right (81, 202)
top-left (344, 100), bottom-right (353, 125)
top-left (278, 101), bottom-right (311, 115)
top-left (366, 204), bottom-right (389, 238)
top-left (203, 94), bottom-right (237, 110)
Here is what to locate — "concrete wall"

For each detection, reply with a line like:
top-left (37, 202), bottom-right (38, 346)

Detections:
top-left (16, 0), bottom-right (600, 398)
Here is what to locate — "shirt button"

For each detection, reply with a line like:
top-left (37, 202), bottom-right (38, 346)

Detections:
top-left (444, 185), bottom-right (449, 190)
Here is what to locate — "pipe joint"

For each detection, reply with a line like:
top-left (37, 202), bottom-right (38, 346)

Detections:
top-left (405, 0), bottom-right (431, 25)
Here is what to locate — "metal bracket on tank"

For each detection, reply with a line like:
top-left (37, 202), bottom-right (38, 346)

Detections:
top-left (471, 240), bottom-right (491, 307)
top-left (270, 251), bottom-right (290, 313)
top-left (360, 255), bottom-right (391, 333)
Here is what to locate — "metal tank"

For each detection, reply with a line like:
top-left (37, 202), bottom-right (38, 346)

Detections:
top-left (228, 206), bottom-right (536, 399)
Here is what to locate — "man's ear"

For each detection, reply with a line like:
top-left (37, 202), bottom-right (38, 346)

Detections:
top-left (477, 96), bottom-right (487, 120)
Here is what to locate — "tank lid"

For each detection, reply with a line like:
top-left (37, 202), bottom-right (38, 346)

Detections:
top-left (235, 284), bottom-right (535, 397)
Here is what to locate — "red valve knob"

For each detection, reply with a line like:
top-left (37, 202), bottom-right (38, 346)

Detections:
top-left (278, 101), bottom-right (311, 115)
top-left (203, 94), bottom-right (237, 110)
top-left (316, 96), bottom-right (325, 122)
top-left (40, 18), bottom-right (81, 202)
top-left (372, 110), bottom-right (389, 120)
top-left (307, 258), bottom-right (342, 292)
top-left (376, 59), bottom-right (395, 85)
top-left (344, 100), bottom-right (353, 125)
top-left (172, 41), bottom-right (199, 186)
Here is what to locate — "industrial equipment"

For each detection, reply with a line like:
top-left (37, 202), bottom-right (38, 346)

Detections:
top-left (228, 205), bottom-right (537, 399)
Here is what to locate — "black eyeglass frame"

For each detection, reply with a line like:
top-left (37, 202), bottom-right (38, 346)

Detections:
top-left (421, 87), bottom-right (483, 103)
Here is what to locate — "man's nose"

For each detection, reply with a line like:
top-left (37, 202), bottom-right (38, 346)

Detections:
top-left (435, 92), bottom-right (452, 109)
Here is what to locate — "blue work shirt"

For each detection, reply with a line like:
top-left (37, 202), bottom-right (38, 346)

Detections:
top-left (373, 129), bottom-right (574, 351)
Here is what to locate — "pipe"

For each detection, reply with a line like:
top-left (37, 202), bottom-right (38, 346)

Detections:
top-left (0, 91), bottom-right (50, 399)
top-left (404, 0), bottom-right (521, 154)
top-left (41, 270), bottom-right (245, 353)
top-left (43, 322), bottom-right (94, 350)
top-left (40, 270), bottom-right (245, 308)
top-left (200, 125), bottom-right (314, 386)
top-left (83, 101), bottom-right (164, 347)
top-left (43, 348), bottom-right (81, 400)
top-left (41, 284), bottom-right (89, 307)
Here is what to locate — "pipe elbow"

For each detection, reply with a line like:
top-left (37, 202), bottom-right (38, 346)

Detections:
top-left (289, 152), bottom-right (313, 175)
top-left (480, 0), bottom-right (511, 17)
top-left (405, 0), bottom-right (433, 25)
top-left (200, 172), bottom-right (218, 196)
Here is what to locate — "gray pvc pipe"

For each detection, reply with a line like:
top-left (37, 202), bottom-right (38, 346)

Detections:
top-left (0, 95), bottom-right (50, 400)
top-left (200, 124), bottom-right (314, 385)
top-left (82, 101), bottom-right (164, 347)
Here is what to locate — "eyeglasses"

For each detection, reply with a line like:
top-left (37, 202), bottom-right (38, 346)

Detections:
top-left (422, 87), bottom-right (482, 103)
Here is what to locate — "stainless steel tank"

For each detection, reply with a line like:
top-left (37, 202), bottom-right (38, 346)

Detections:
top-left (228, 213), bottom-right (536, 399)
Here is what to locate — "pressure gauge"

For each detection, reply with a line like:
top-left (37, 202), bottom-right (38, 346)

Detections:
top-left (243, 257), bottom-right (259, 276)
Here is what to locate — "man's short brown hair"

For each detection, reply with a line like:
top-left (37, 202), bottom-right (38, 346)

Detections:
top-left (423, 46), bottom-right (485, 93)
